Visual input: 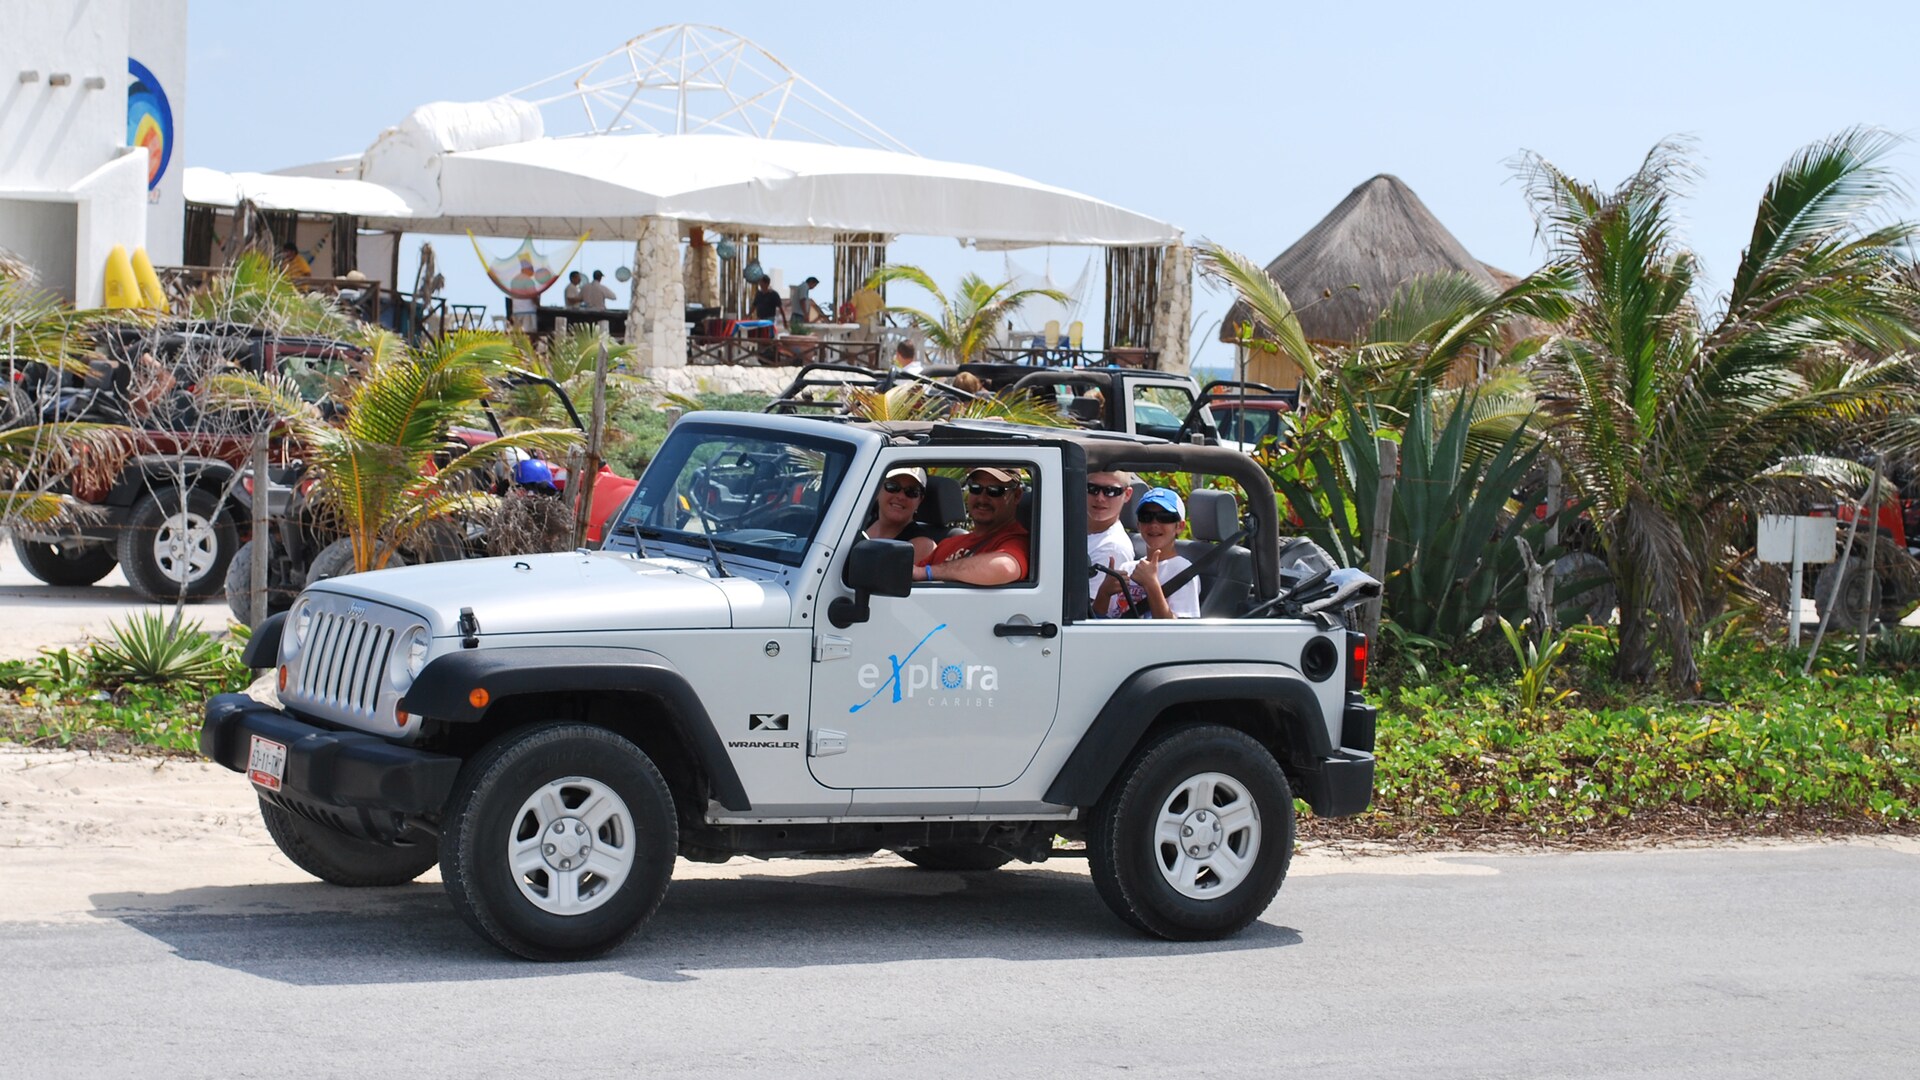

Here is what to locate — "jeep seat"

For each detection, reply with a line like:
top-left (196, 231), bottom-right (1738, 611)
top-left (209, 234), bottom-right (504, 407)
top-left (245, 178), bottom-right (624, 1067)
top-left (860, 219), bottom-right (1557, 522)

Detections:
top-left (1175, 490), bottom-right (1253, 617)
top-left (922, 475), bottom-right (967, 533)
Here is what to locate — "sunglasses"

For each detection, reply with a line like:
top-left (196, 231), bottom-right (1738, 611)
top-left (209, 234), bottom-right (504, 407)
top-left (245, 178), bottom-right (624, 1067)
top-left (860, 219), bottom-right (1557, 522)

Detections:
top-left (1137, 510), bottom-right (1182, 525)
top-left (881, 480), bottom-right (923, 498)
top-left (1086, 483), bottom-right (1128, 499)
top-left (965, 482), bottom-right (1013, 497)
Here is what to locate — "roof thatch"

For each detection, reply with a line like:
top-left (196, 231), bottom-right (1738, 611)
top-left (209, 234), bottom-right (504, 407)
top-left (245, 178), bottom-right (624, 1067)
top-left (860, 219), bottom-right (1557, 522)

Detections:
top-left (1220, 174), bottom-right (1499, 344)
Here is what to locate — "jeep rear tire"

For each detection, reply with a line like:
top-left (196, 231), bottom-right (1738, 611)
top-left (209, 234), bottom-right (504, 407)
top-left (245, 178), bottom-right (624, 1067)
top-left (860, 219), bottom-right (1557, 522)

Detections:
top-left (224, 539), bottom-right (298, 626)
top-left (897, 844), bottom-right (1015, 871)
top-left (1088, 724), bottom-right (1293, 940)
top-left (1816, 557), bottom-right (1881, 630)
top-left (11, 537), bottom-right (118, 586)
top-left (117, 487), bottom-right (237, 601)
top-left (442, 723), bottom-right (678, 961)
top-left (259, 797), bottom-right (439, 886)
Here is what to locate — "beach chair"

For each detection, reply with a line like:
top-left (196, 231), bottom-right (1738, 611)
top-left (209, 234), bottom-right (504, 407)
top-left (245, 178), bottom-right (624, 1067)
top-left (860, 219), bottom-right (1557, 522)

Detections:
top-left (1041, 319), bottom-right (1061, 362)
top-left (1067, 320), bottom-right (1084, 361)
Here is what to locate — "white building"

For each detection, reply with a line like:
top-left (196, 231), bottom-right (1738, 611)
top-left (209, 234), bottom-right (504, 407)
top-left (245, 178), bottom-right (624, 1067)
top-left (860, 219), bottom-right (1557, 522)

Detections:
top-left (0, 0), bottom-right (187, 306)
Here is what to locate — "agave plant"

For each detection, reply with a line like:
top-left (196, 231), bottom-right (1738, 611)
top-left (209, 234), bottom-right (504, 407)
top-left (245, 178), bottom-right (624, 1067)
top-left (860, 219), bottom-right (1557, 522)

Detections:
top-left (862, 265), bottom-right (1068, 365)
top-left (1267, 386), bottom-right (1567, 644)
top-left (87, 611), bottom-right (228, 686)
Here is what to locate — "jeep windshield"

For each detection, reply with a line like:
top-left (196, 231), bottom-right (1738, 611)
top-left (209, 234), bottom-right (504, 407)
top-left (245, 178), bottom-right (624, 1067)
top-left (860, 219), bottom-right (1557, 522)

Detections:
top-left (614, 422), bottom-right (854, 567)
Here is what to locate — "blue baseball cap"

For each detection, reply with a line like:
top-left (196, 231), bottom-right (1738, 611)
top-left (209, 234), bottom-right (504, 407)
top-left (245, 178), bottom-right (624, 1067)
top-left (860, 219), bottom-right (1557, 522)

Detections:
top-left (1138, 487), bottom-right (1184, 518)
top-left (514, 458), bottom-right (557, 490)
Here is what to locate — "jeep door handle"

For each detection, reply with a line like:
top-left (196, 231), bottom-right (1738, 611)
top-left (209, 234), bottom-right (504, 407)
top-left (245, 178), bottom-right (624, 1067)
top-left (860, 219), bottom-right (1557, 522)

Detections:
top-left (994, 620), bottom-right (1058, 638)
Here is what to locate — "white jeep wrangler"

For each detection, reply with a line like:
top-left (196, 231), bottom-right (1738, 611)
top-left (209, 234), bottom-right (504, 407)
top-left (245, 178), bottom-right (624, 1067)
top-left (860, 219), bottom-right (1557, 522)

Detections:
top-left (201, 412), bottom-right (1379, 960)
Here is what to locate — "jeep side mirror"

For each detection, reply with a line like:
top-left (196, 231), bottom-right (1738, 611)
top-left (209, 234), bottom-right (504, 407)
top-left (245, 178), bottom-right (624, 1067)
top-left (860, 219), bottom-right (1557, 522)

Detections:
top-left (830, 538), bottom-right (915, 627)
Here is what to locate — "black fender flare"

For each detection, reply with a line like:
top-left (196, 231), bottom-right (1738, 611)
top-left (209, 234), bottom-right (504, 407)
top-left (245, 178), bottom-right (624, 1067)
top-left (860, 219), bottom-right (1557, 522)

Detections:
top-left (107, 455), bottom-right (237, 508)
top-left (241, 611), bottom-right (287, 669)
top-left (1043, 662), bottom-right (1330, 808)
top-left (398, 646), bottom-right (750, 811)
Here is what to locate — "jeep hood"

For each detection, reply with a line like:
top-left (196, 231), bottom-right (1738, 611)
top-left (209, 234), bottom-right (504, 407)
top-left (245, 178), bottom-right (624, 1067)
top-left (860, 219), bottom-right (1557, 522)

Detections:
top-left (307, 551), bottom-right (786, 636)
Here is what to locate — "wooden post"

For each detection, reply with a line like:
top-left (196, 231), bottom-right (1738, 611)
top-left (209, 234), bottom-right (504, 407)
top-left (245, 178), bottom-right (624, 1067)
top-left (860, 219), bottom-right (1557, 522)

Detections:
top-left (248, 431), bottom-right (270, 629)
top-left (1858, 455), bottom-right (1885, 666)
top-left (1362, 438), bottom-right (1398, 641)
top-left (571, 339), bottom-right (611, 549)
top-left (1544, 458), bottom-right (1562, 620)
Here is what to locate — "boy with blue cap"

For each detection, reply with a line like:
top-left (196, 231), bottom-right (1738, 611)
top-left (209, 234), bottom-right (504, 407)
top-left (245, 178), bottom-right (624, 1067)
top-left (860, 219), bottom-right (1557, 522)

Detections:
top-left (1095, 487), bottom-right (1201, 619)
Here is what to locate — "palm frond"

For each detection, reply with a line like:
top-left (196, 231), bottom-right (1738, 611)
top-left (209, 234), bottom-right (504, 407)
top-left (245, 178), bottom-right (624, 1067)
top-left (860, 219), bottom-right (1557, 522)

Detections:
top-left (1194, 241), bottom-right (1319, 386)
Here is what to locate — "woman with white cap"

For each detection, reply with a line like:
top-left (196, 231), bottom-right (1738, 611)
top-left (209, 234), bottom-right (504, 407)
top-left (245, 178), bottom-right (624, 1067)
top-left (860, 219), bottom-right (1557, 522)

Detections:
top-left (863, 465), bottom-right (940, 562)
top-left (1095, 487), bottom-right (1201, 619)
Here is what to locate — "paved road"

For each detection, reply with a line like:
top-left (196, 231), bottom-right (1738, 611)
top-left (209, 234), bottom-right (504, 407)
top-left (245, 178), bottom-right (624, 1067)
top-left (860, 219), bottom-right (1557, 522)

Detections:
top-left (0, 538), bottom-right (230, 659)
top-left (2, 753), bottom-right (1914, 1080)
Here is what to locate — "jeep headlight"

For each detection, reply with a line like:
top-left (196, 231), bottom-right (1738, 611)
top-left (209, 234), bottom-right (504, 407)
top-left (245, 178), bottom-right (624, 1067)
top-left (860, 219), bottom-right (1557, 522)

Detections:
top-left (398, 626), bottom-right (431, 679)
top-left (291, 600), bottom-right (313, 645)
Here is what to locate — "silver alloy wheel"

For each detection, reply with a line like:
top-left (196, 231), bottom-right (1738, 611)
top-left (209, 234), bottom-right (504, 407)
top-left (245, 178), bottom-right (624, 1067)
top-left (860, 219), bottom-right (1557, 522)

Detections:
top-left (507, 776), bottom-right (634, 916)
top-left (152, 509), bottom-right (219, 584)
top-left (1152, 771), bottom-right (1261, 899)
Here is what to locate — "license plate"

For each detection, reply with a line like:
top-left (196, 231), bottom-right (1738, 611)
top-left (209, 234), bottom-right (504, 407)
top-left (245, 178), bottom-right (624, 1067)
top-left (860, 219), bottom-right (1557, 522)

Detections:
top-left (248, 735), bottom-right (287, 792)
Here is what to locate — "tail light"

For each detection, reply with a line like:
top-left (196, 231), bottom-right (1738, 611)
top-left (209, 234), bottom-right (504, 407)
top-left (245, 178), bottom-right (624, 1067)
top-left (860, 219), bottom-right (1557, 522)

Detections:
top-left (1346, 631), bottom-right (1368, 691)
top-left (242, 475), bottom-right (254, 496)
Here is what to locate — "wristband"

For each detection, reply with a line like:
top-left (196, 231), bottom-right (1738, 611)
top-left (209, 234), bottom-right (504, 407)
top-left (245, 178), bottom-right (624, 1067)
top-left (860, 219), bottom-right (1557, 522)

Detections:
top-left (925, 564), bottom-right (935, 582)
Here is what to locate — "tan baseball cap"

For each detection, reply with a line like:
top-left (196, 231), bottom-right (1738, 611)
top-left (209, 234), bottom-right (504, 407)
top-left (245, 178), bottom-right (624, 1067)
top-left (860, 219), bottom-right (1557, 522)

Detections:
top-left (885, 465), bottom-right (927, 486)
top-left (969, 466), bottom-right (1020, 485)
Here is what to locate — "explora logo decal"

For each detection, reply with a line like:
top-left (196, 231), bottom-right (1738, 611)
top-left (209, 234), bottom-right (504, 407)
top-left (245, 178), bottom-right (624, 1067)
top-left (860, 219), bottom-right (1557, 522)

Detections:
top-left (850, 623), bottom-right (999, 712)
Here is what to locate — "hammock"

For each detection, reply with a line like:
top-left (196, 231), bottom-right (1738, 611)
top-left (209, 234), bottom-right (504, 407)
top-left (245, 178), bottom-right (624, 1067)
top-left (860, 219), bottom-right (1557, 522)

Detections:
top-left (470, 233), bottom-right (588, 300)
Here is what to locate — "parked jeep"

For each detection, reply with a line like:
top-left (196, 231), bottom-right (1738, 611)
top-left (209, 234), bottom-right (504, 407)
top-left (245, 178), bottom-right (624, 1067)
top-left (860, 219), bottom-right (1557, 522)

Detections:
top-left (766, 361), bottom-right (1226, 444)
top-left (200, 412), bottom-right (1378, 959)
top-left (9, 328), bottom-right (362, 600)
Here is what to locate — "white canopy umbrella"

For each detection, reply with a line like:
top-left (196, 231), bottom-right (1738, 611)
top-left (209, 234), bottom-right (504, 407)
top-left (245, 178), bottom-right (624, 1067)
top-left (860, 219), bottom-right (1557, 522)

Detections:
top-left (388, 132), bottom-right (1182, 248)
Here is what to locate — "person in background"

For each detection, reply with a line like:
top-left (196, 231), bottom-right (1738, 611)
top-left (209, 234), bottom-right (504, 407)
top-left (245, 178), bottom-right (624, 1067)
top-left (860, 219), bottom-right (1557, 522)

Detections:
top-left (277, 242), bottom-right (311, 277)
top-left (563, 270), bottom-right (585, 308)
top-left (917, 466), bottom-right (1028, 586)
top-left (794, 275), bottom-right (824, 322)
top-left (751, 277), bottom-right (786, 326)
top-left (582, 270), bottom-right (617, 311)
top-left (893, 341), bottom-right (922, 375)
top-left (863, 465), bottom-right (940, 563)
top-left (1095, 487), bottom-right (1200, 619)
top-left (1085, 470), bottom-right (1136, 601)
top-left (950, 370), bottom-right (983, 394)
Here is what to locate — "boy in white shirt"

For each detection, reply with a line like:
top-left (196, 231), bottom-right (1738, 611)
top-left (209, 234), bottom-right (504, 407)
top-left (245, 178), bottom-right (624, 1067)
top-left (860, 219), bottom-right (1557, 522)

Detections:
top-left (1085, 470), bottom-right (1135, 601)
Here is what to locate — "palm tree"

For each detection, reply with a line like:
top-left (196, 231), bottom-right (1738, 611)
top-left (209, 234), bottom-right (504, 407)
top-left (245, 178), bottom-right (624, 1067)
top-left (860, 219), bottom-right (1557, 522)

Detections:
top-left (1520, 130), bottom-right (1920, 686)
top-left (841, 382), bottom-right (1071, 426)
top-left (862, 266), bottom-right (1067, 365)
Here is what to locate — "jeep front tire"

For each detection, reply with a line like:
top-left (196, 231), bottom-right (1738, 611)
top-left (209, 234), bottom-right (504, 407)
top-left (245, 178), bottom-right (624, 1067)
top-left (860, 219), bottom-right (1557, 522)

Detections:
top-left (11, 537), bottom-right (118, 587)
top-left (442, 723), bottom-right (678, 961)
top-left (1089, 724), bottom-right (1293, 940)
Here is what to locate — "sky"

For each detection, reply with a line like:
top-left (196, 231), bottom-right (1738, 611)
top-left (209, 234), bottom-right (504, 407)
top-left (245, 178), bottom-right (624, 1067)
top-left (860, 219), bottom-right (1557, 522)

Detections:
top-left (185, 0), bottom-right (1920, 372)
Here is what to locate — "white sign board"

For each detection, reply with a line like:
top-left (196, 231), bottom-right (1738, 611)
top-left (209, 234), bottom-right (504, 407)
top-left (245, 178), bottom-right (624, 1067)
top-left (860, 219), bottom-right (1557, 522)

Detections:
top-left (1757, 515), bottom-right (1837, 565)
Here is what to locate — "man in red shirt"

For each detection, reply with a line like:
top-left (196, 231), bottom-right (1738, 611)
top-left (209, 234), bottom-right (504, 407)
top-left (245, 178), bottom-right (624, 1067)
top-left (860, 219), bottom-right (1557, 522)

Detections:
top-left (917, 466), bottom-right (1028, 586)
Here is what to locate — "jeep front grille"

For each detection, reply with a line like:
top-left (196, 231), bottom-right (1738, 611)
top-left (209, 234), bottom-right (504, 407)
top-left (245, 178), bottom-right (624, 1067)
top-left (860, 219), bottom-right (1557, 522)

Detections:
top-left (296, 610), bottom-right (397, 718)
top-left (281, 594), bottom-right (422, 730)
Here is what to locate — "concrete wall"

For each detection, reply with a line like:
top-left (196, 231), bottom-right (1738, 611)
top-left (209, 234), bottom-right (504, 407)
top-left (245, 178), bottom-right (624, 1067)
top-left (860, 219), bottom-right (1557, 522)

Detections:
top-left (0, 0), bottom-right (176, 299)
top-left (68, 149), bottom-right (149, 307)
top-left (0, 0), bottom-right (131, 192)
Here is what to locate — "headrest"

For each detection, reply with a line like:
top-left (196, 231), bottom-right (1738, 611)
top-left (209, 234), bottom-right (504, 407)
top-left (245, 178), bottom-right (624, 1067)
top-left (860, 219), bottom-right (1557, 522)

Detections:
top-left (1117, 479), bottom-right (1150, 530)
top-left (922, 475), bottom-right (966, 527)
top-left (1187, 489), bottom-right (1239, 542)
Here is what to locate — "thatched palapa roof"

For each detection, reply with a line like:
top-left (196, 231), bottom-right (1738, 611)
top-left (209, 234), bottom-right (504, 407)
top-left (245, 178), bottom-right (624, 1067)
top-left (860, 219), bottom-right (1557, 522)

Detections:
top-left (1221, 174), bottom-right (1501, 345)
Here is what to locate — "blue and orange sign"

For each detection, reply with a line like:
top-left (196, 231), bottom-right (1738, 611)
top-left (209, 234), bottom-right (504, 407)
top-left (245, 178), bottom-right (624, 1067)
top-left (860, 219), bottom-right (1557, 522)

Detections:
top-left (126, 57), bottom-right (174, 191)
